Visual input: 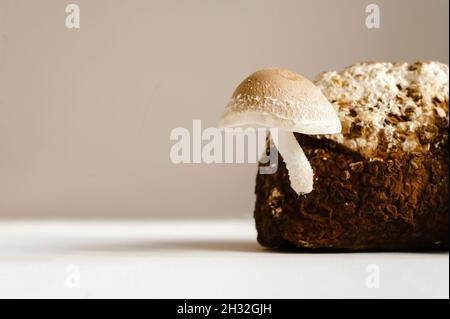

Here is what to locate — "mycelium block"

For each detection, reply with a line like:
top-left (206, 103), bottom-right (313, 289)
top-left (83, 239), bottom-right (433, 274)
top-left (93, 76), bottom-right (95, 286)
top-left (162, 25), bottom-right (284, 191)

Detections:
top-left (254, 62), bottom-right (449, 250)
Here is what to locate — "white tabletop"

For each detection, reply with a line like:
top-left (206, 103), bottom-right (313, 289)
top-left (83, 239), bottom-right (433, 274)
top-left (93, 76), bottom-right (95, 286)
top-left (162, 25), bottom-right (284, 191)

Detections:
top-left (0, 219), bottom-right (448, 299)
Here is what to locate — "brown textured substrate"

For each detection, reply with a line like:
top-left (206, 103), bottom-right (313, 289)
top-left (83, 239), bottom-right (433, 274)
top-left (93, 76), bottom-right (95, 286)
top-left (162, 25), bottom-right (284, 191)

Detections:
top-left (254, 133), bottom-right (449, 250)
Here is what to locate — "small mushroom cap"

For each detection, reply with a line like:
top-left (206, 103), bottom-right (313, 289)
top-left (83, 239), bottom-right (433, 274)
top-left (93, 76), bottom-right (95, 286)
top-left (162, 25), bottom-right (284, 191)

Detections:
top-left (219, 68), bottom-right (341, 134)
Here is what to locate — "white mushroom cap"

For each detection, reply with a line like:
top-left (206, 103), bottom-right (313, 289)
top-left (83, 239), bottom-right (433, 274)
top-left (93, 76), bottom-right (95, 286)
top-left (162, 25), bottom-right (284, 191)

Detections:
top-left (220, 68), bottom-right (342, 195)
top-left (219, 68), bottom-right (341, 134)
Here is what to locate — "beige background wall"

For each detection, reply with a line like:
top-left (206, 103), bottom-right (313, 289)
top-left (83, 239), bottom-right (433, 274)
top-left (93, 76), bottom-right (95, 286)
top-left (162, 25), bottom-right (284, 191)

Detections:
top-left (0, 0), bottom-right (448, 218)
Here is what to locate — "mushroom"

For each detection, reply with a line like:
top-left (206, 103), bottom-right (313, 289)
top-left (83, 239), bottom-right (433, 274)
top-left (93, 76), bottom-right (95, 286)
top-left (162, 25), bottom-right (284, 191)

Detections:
top-left (219, 68), bottom-right (341, 194)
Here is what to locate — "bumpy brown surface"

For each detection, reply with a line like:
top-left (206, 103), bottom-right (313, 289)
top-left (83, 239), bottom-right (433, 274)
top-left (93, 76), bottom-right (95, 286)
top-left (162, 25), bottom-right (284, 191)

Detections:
top-left (254, 62), bottom-right (449, 250)
top-left (255, 134), bottom-right (449, 250)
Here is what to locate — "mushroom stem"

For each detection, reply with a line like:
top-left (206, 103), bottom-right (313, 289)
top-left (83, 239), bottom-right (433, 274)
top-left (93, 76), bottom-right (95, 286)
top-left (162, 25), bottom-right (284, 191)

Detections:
top-left (273, 129), bottom-right (314, 194)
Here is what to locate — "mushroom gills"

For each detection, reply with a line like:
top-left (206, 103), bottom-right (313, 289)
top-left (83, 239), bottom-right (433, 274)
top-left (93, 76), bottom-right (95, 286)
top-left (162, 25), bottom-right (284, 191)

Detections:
top-left (272, 130), bottom-right (314, 194)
